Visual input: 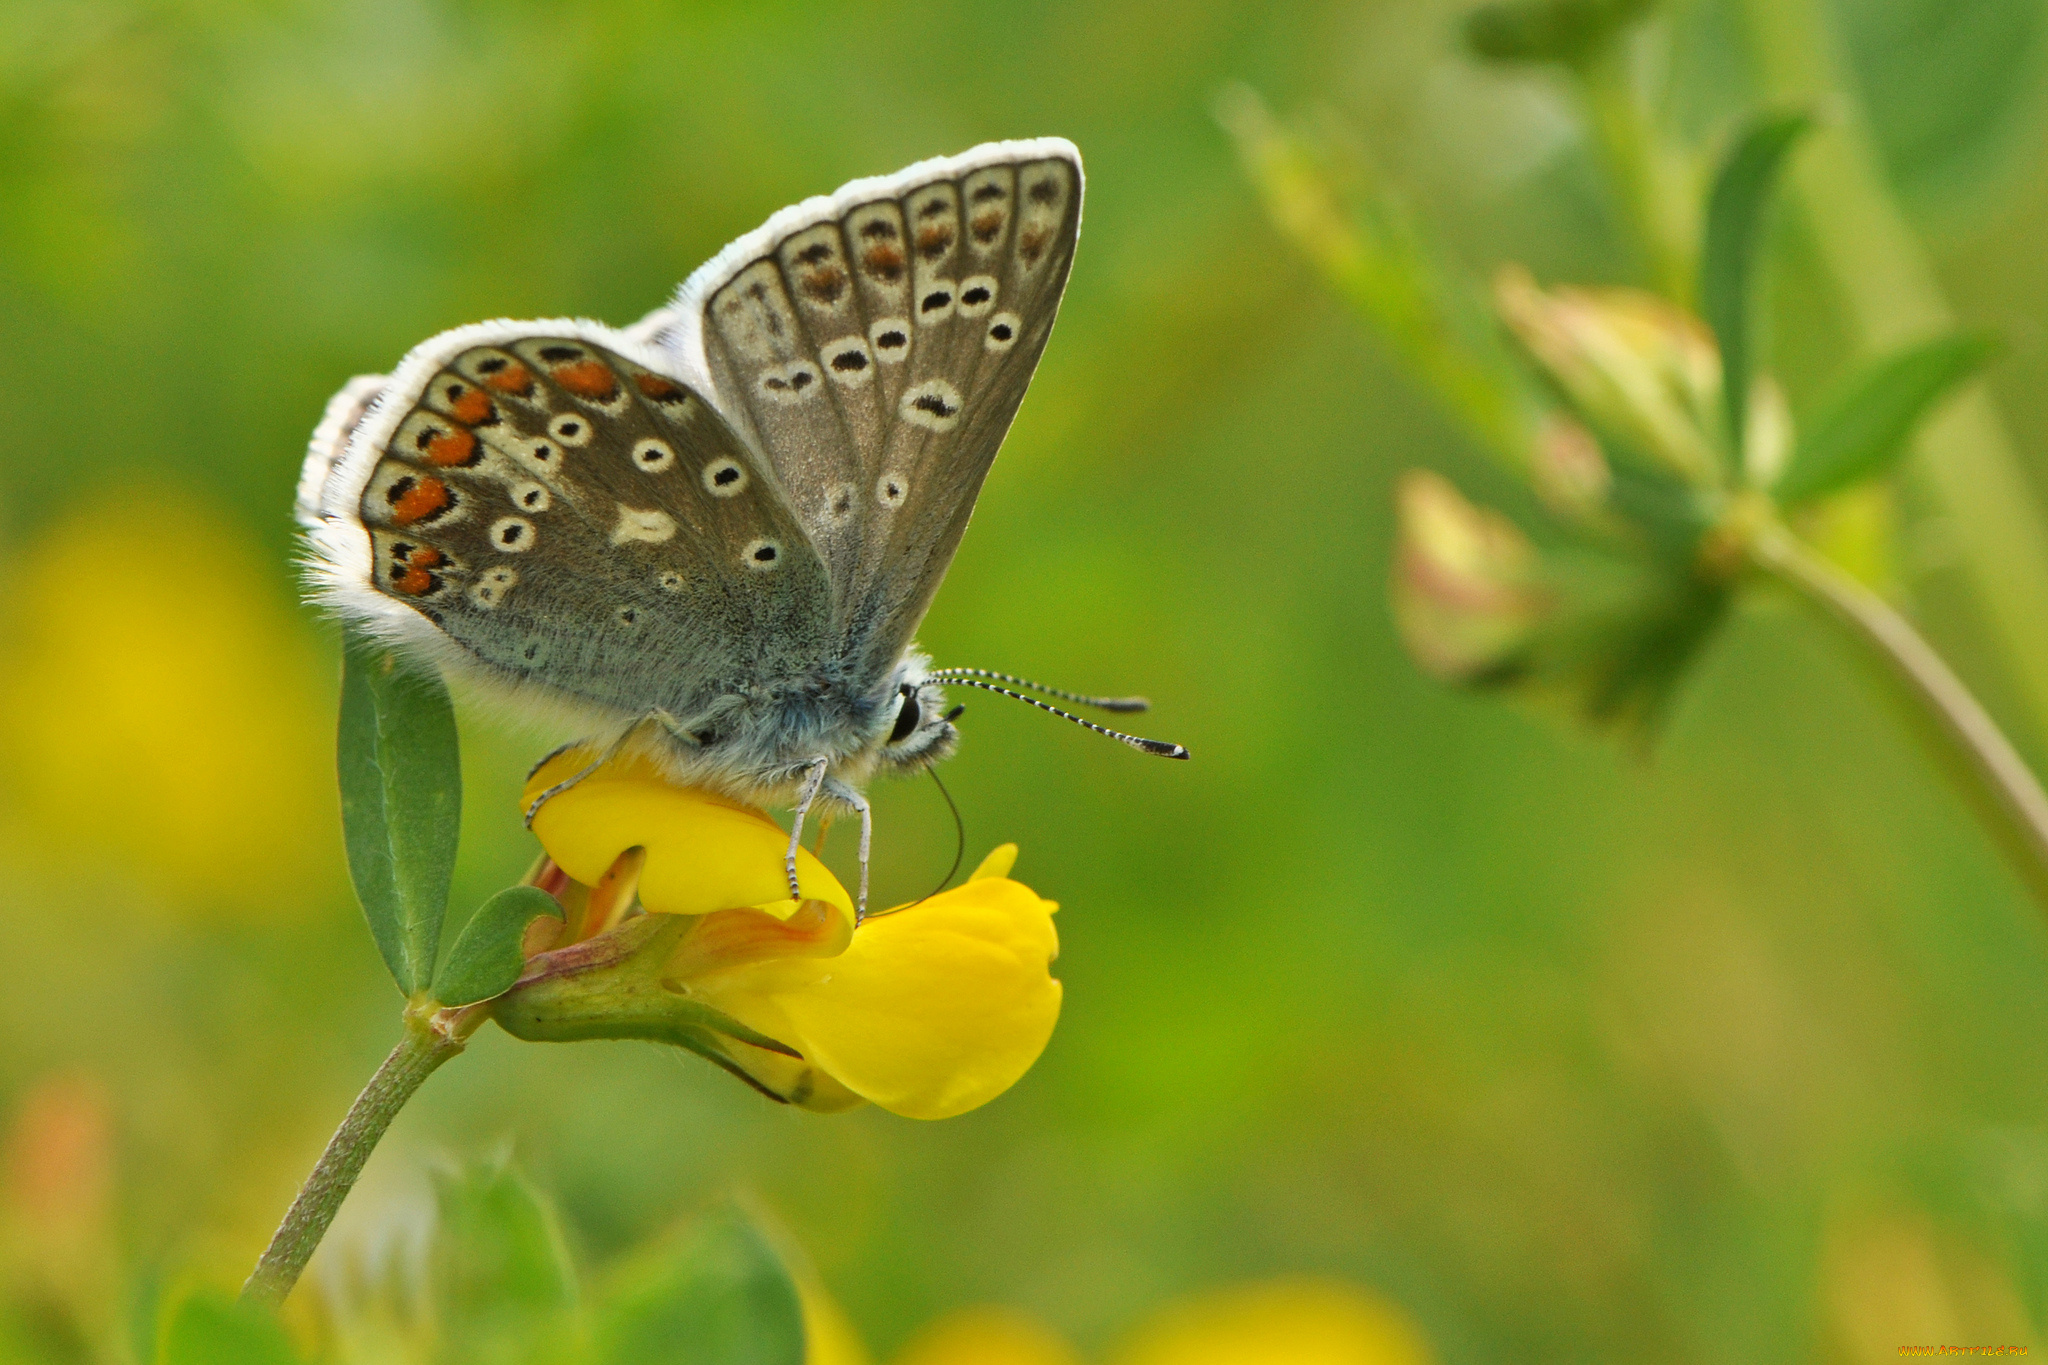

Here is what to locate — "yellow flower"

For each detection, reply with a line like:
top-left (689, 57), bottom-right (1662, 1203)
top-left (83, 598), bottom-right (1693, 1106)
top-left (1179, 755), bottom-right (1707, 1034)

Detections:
top-left (0, 494), bottom-right (336, 919)
top-left (848, 1280), bottom-right (1434, 1365)
top-left (493, 750), bottom-right (1062, 1121)
top-left (893, 1306), bottom-right (1081, 1365)
top-left (1112, 1279), bottom-right (1435, 1365)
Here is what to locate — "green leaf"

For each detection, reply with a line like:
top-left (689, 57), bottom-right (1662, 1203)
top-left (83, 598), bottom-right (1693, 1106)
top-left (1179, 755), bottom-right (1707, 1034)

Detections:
top-left (1462, 0), bottom-right (1657, 67)
top-left (156, 1290), bottom-right (303, 1365)
top-left (1698, 109), bottom-right (1811, 473)
top-left (1844, 0), bottom-right (2048, 224)
top-left (430, 1161), bottom-right (578, 1365)
top-left (595, 1206), bottom-right (805, 1365)
top-left (338, 629), bottom-right (462, 996)
top-left (432, 887), bottom-right (563, 1007)
top-left (1774, 331), bottom-right (2000, 507)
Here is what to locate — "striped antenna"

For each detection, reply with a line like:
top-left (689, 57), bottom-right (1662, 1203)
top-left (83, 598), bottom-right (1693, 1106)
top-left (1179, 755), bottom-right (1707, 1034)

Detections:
top-left (934, 676), bottom-right (1189, 758)
top-left (930, 667), bottom-right (1152, 713)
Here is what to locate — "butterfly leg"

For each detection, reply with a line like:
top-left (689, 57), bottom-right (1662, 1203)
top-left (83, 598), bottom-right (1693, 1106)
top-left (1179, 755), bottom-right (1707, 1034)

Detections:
top-left (785, 758), bottom-right (830, 901)
top-left (822, 777), bottom-right (871, 924)
top-left (523, 711), bottom-right (687, 827)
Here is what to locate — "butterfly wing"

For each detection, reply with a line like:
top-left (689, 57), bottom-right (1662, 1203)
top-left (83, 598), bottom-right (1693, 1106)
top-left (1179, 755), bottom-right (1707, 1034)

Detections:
top-left (296, 372), bottom-right (387, 529)
top-left (663, 139), bottom-right (1082, 677)
top-left (299, 319), bottom-right (832, 728)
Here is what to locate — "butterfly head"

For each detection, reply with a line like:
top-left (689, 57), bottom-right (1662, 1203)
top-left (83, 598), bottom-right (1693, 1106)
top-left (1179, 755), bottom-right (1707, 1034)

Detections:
top-left (873, 670), bottom-right (962, 775)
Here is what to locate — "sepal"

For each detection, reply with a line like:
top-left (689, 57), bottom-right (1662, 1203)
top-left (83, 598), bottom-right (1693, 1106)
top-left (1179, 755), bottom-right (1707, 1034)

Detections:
top-left (487, 912), bottom-right (859, 1111)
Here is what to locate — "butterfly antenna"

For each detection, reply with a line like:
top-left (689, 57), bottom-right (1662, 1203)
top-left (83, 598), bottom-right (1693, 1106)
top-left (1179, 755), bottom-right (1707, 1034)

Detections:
top-left (930, 668), bottom-right (1152, 713)
top-left (928, 765), bottom-right (966, 896)
top-left (935, 677), bottom-right (1190, 758)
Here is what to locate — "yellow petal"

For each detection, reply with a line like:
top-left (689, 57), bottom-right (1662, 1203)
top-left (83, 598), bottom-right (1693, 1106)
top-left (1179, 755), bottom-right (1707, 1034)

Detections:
top-left (1112, 1279), bottom-right (1435, 1365)
top-left (970, 843), bottom-right (1019, 882)
top-left (522, 748), bottom-right (850, 922)
top-left (695, 876), bottom-right (1061, 1120)
top-left (893, 1306), bottom-right (1081, 1365)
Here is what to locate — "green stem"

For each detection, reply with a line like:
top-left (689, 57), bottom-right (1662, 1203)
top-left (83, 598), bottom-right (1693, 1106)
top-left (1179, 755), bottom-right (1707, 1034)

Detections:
top-left (240, 1011), bottom-right (474, 1307)
top-left (1576, 41), bottom-right (1691, 303)
top-left (1750, 526), bottom-right (2048, 918)
top-left (1741, 0), bottom-right (2048, 749)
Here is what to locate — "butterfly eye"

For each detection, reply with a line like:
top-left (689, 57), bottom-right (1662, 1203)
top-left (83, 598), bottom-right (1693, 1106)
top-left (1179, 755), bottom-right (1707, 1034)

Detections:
top-left (889, 689), bottom-right (922, 744)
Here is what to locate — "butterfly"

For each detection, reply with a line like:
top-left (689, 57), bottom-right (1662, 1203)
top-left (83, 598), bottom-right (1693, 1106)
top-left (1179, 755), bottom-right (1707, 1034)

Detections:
top-left (295, 139), bottom-right (1187, 917)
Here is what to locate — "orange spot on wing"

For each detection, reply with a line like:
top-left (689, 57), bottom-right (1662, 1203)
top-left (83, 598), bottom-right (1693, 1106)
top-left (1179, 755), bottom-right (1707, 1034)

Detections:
top-left (392, 545), bottom-right (445, 596)
top-left (448, 388), bottom-right (494, 424)
top-left (483, 362), bottom-right (535, 395)
top-left (1018, 225), bottom-right (1051, 264)
top-left (634, 372), bottom-right (687, 404)
top-left (797, 266), bottom-right (847, 304)
top-left (971, 211), bottom-right (1004, 243)
top-left (390, 476), bottom-right (451, 526)
top-left (552, 359), bottom-right (620, 401)
top-left (425, 430), bottom-right (478, 467)
top-left (916, 225), bottom-right (954, 259)
top-left (862, 244), bottom-right (905, 280)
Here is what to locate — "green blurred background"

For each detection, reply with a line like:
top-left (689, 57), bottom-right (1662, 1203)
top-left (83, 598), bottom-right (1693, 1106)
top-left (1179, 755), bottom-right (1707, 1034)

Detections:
top-left (5, 0), bottom-right (2048, 1359)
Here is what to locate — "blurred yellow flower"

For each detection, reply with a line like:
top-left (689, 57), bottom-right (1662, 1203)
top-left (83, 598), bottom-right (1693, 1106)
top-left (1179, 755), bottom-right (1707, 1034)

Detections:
top-left (502, 749), bottom-right (1062, 1120)
top-left (1112, 1279), bottom-right (1435, 1365)
top-left (864, 1280), bottom-right (1434, 1365)
top-left (0, 494), bottom-right (335, 917)
top-left (893, 1305), bottom-right (1082, 1365)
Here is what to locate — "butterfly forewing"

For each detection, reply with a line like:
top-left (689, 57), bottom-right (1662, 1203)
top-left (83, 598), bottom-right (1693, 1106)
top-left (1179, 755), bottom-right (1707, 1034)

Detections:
top-left (691, 143), bottom-right (1081, 674)
top-left (351, 334), bottom-right (830, 720)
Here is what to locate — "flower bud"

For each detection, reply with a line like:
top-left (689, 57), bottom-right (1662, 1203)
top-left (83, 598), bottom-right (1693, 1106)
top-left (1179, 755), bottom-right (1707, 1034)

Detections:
top-left (1530, 413), bottom-right (1614, 522)
top-left (1392, 469), bottom-right (1547, 683)
top-left (1392, 469), bottom-right (1731, 740)
top-left (1495, 265), bottom-right (1725, 486)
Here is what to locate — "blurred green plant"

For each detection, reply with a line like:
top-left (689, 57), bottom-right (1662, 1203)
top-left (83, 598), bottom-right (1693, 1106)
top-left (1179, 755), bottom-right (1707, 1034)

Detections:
top-left (167, 1166), bottom-right (805, 1365)
top-left (1224, 2), bottom-right (2048, 915)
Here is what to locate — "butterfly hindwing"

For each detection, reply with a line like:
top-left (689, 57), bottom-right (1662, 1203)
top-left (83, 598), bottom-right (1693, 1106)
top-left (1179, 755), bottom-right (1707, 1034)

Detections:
top-left (681, 139), bottom-right (1082, 675)
top-left (342, 327), bottom-right (830, 722)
